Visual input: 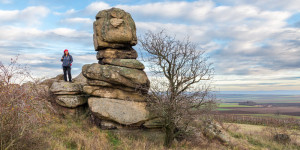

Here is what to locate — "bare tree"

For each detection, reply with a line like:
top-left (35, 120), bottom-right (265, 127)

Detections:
top-left (139, 30), bottom-right (215, 147)
top-left (0, 55), bottom-right (30, 85)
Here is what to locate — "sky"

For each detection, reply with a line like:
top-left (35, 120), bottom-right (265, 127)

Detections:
top-left (0, 0), bottom-right (300, 92)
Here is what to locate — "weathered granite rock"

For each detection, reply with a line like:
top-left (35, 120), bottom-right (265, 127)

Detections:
top-left (83, 86), bottom-right (145, 101)
top-left (96, 48), bottom-right (137, 59)
top-left (22, 82), bottom-right (51, 96)
top-left (103, 59), bottom-right (144, 70)
top-left (87, 79), bottom-right (137, 92)
top-left (203, 120), bottom-right (230, 145)
top-left (93, 8), bottom-right (137, 50)
top-left (39, 74), bottom-right (64, 88)
top-left (50, 81), bottom-right (83, 95)
top-left (73, 73), bottom-right (88, 85)
top-left (100, 120), bottom-right (123, 130)
top-left (82, 63), bottom-right (149, 89)
top-left (88, 97), bottom-right (149, 125)
top-left (55, 95), bottom-right (88, 108)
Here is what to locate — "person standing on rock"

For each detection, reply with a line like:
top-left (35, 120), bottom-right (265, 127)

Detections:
top-left (61, 49), bottom-right (73, 82)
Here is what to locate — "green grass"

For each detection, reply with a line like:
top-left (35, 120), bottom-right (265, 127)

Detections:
top-left (107, 131), bottom-right (121, 149)
top-left (216, 108), bottom-right (233, 111)
top-left (218, 103), bottom-right (258, 108)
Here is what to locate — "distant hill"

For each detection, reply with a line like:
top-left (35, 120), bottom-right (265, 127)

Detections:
top-left (217, 90), bottom-right (300, 95)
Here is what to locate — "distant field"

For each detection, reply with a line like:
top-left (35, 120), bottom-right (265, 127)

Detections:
top-left (240, 114), bottom-right (300, 120)
top-left (218, 103), bottom-right (258, 108)
top-left (217, 102), bottom-right (300, 117)
top-left (217, 94), bottom-right (300, 103)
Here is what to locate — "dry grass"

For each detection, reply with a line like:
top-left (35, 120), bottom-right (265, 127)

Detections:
top-left (38, 114), bottom-right (234, 150)
top-left (224, 123), bottom-right (300, 150)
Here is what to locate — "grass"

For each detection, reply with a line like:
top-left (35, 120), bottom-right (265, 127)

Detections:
top-left (217, 108), bottom-right (233, 111)
top-left (107, 131), bottom-right (121, 149)
top-left (225, 123), bottom-right (300, 150)
top-left (218, 103), bottom-right (258, 108)
top-left (33, 112), bottom-right (300, 150)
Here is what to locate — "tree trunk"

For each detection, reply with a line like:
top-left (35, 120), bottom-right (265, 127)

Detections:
top-left (164, 122), bottom-right (175, 148)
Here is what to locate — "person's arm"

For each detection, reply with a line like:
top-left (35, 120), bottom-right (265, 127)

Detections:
top-left (61, 55), bottom-right (64, 62)
top-left (70, 55), bottom-right (73, 64)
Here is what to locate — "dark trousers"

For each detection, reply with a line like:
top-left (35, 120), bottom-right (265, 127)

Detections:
top-left (63, 66), bottom-right (72, 82)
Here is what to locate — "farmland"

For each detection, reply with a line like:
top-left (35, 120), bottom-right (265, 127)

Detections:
top-left (214, 93), bottom-right (300, 129)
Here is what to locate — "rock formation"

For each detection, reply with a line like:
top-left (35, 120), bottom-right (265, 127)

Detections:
top-left (50, 80), bottom-right (88, 108)
top-left (48, 8), bottom-right (154, 129)
top-left (82, 8), bottom-right (151, 129)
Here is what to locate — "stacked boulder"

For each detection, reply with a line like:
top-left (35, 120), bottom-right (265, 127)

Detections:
top-left (82, 8), bottom-right (150, 128)
top-left (50, 82), bottom-right (87, 108)
top-left (49, 74), bottom-right (88, 109)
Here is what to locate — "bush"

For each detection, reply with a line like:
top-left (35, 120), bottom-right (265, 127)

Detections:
top-left (0, 56), bottom-right (54, 150)
top-left (273, 134), bottom-right (291, 144)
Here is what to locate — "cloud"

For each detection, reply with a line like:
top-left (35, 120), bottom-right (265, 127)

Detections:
top-left (84, 1), bottom-right (111, 15)
top-left (1, 0), bottom-right (300, 91)
top-left (0, 6), bottom-right (50, 25)
top-left (53, 9), bottom-right (76, 16)
top-left (60, 17), bottom-right (93, 25)
top-left (0, 0), bottom-right (12, 4)
top-left (215, 0), bottom-right (300, 12)
top-left (0, 26), bottom-right (92, 43)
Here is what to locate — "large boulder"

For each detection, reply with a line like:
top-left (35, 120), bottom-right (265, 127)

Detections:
top-left (83, 86), bottom-right (145, 101)
top-left (55, 95), bottom-right (88, 108)
top-left (82, 63), bottom-right (149, 89)
top-left (96, 48), bottom-right (137, 59)
top-left (103, 59), bottom-right (145, 70)
top-left (88, 97), bottom-right (149, 125)
top-left (87, 79), bottom-right (138, 92)
top-left (50, 81), bottom-right (83, 95)
top-left (93, 8), bottom-right (137, 50)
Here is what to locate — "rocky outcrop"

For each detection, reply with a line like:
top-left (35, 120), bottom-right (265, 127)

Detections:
top-left (80, 8), bottom-right (151, 128)
top-left (48, 8), bottom-right (151, 128)
top-left (50, 76), bottom-right (88, 108)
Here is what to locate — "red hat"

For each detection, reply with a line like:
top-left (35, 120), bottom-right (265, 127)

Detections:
top-left (64, 49), bottom-right (68, 52)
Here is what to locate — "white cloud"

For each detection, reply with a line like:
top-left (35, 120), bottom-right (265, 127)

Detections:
top-left (60, 17), bottom-right (93, 25)
top-left (0, 0), bottom-right (12, 4)
top-left (53, 9), bottom-right (76, 16)
top-left (215, 0), bottom-right (300, 12)
top-left (84, 1), bottom-right (111, 15)
top-left (0, 26), bottom-right (91, 41)
top-left (0, 6), bottom-right (50, 25)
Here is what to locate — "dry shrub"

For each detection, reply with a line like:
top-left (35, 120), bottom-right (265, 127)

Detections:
top-left (0, 56), bottom-right (54, 150)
